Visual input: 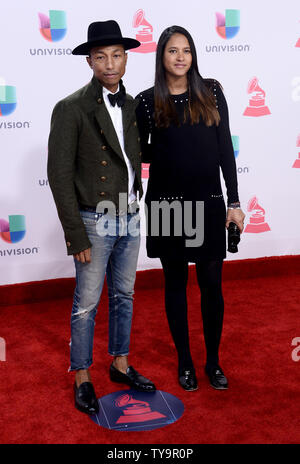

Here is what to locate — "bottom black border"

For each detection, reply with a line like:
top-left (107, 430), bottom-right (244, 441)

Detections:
top-left (1, 444), bottom-right (299, 462)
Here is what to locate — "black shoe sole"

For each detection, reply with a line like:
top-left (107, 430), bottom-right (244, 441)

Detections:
top-left (110, 377), bottom-right (156, 392)
top-left (179, 383), bottom-right (199, 391)
top-left (110, 371), bottom-right (156, 392)
top-left (110, 374), bottom-right (129, 384)
top-left (74, 400), bottom-right (99, 415)
top-left (74, 382), bottom-right (100, 415)
top-left (209, 383), bottom-right (228, 390)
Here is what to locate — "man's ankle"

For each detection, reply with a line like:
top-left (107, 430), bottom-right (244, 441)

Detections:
top-left (113, 356), bottom-right (128, 374)
top-left (75, 369), bottom-right (91, 387)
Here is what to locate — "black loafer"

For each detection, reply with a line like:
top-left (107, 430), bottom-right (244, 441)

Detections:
top-left (74, 382), bottom-right (99, 415)
top-left (205, 367), bottom-right (228, 390)
top-left (179, 369), bottom-right (198, 391)
top-left (109, 364), bottom-right (156, 392)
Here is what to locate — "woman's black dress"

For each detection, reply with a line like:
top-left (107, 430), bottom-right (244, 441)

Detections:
top-left (135, 80), bottom-right (239, 262)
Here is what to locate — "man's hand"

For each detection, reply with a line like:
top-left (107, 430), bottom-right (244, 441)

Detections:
top-left (73, 248), bottom-right (91, 263)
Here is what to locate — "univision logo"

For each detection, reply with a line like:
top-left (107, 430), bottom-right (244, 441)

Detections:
top-left (231, 135), bottom-right (250, 175)
top-left (0, 215), bottom-right (26, 243)
top-left (206, 10), bottom-right (250, 53)
top-left (30, 10), bottom-right (72, 56)
top-left (0, 215), bottom-right (38, 257)
top-left (0, 77), bottom-right (16, 116)
top-left (0, 77), bottom-right (31, 129)
top-left (231, 135), bottom-right (239, 158)
top-left (38, 10), bottom-right (67, 42)
top-left (216, 10), bottom-right (240, 39)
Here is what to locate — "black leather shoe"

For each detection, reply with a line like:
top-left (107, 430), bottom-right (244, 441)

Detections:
top-left (178, 369), bottom-right (198, 391)
top-left (205, 366), bottom-right (228, 390)
top-left (74, 382), bottom-right (99, 415)
top-left (109, 364), bottom-right (156, 392)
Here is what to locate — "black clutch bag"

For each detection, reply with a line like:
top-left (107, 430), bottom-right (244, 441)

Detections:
top-left (227, 222), bottom-right (240, 253)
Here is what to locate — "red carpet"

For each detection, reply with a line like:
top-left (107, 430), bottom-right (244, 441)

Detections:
top-left (0, 257), bottom-right (300, 444)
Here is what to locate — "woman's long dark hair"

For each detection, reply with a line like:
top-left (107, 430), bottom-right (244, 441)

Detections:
top-left (154, 25), bottom-right (220, 128)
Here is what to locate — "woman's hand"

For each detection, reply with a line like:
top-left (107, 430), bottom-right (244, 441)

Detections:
top-left (226, 208), bottom-right (246, 233)
top-left (73, 248), bottom-right (91, 263)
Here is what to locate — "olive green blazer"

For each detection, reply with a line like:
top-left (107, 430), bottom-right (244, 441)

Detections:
top-left (47, 76), bottom-right (143, 255)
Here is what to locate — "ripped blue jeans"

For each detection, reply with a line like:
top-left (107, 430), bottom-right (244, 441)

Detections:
top-left (69, 210), bottom-right (140, 371)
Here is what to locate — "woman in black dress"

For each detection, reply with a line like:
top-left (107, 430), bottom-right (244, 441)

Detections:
top-left (136, 26), bottom-right (245, 391)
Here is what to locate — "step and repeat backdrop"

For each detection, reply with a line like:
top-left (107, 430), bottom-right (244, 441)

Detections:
top-left (0, 0), bottom-right (299, 285)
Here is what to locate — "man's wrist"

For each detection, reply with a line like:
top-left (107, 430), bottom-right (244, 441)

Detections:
top-left (227, 201), bottom-right (241, 209)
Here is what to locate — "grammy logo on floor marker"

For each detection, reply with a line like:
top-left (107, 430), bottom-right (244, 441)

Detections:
top-left (114, 393), bottom-right (166, 424)
top-left (90, 389), bottom-right (184, 431)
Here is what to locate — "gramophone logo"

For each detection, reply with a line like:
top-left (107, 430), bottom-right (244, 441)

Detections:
top-left (0, 78), bottom-right (16, 116)
top-left (243, 77), bottom-right (271, 117)
top-left (296, 21), bottom-right (300, 47)
top-left (38, 10), bottom-right (67, 42)
top-left (114, 393), bottom-right (166, 424)
top-left (90, 389), bottom-right (184, 431)
top-left (232, 135), bottom-right (239, 158)
top-left (131, 9), bottom-right (157, 53)
top-left (216, 9), bottom-right (240, 39)
top-left (142, 163), bottom-right (150, 179)
top-left (244, 196), bottom-right (271, 233)
top-left (292, 134), bottom-right (300, 168)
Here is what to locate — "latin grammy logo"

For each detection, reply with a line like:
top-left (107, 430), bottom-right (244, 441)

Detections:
top-left (114, 393), bottom-right (166, 424)
top-left (131, 9), bottom-right (157, 53)
top-left (142, 163), bottom-right (150, 179)
top-left (243, 77), bottom-right (271, 117)
top-left (244, 196), bottom-right (271, 233)
top-left (292, 134), bottom-right (300, 168)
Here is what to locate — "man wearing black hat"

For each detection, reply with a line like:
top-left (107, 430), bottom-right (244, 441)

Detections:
top-left (48, 21), bottom-right (156, 415)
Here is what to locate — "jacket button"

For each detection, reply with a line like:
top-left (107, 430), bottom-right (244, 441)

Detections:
top-left (97, 97), bottom-right (102, 104)
top-left (100, 192), bottom-right (106, 196)
top-left (100, 129), bottom-right (104, 135)
top-left (66, 242), bottom-right (71, 247)
top-left (138, 137), bottom-right (140, 142)
top-left (101, 160), bottom-right (108, 166)
top-left (133, 121), bottom-right (137, 127)
top-left (100, 176), bottom-right (107, 181)
top-left (102, 145), bottom-right (107, 151)
top-left (139, 152), bottom-right (142, 156)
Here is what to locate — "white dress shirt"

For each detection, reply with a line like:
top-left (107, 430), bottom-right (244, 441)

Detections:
top-left (102, 85), bottom-right (136, 204)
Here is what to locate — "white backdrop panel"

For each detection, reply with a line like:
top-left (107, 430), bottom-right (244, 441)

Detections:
top-left (0, 1), bottom-right (299, 285)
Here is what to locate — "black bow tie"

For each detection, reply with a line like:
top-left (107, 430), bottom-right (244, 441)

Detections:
top-left (107, 90), bottom-right (126, 108)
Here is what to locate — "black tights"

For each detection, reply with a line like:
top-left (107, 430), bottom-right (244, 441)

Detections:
top-left (160, 257), bottom-right (224, 373)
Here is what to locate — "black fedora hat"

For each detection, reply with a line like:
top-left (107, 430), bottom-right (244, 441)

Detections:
top-left (72, 20), bottom-right (140, 55)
